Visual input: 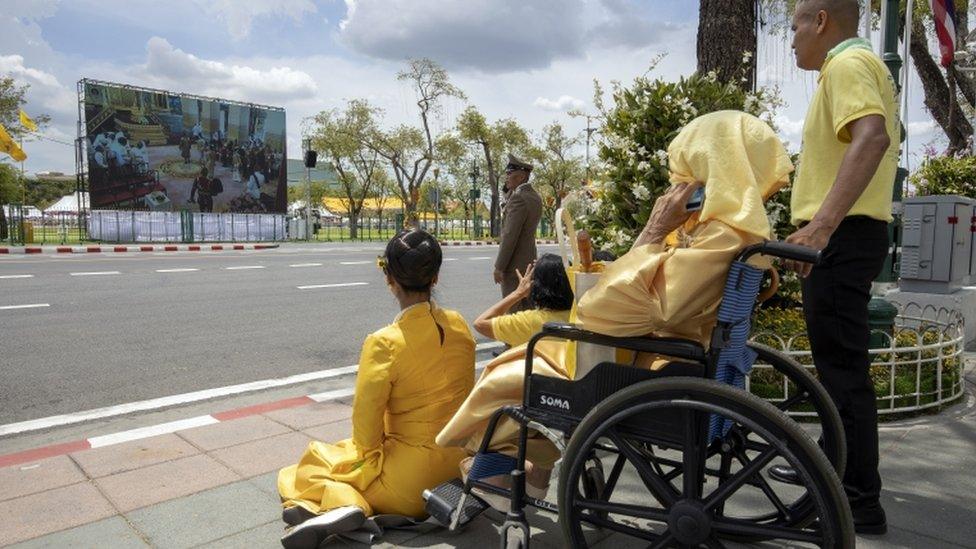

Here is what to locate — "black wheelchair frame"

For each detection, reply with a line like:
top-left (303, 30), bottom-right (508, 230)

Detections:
top-left (427, 241), bottom-right (854, 548)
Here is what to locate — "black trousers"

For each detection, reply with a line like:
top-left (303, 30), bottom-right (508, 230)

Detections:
top-left (800, 216), bottom-right (889, 509)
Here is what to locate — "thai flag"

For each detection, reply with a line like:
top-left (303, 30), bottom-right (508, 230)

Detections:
top-left (931, 0), bottom-right (958, 67)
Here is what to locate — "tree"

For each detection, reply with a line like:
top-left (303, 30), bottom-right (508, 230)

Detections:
top-left (698, 0), bottom-right (758, 87)
top-left (456, 106), bottom-right (531, 237)
top-left (529, 122), bottom-right (585, 234)
top-left (0, 75), bottom-right (51, 239)
top-left (362, 59), bottom-right (465, 227)
top-left (310, 100), bottom-right (384, 239)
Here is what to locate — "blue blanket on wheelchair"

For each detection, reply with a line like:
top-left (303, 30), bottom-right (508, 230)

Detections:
top-left (709, 261), bottom-right (763, 442)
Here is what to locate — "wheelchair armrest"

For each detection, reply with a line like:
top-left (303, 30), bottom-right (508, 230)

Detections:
top-left (538, 322), bottom-right (706, 362)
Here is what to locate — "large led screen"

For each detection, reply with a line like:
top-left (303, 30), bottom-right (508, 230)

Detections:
top-left (82, 80), bottom-right (286, 213)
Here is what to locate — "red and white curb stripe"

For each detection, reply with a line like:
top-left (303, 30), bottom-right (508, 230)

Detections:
top-left (0, 244), bottom-right (279, 254)
top-left (0, 345), bottom-right (499, 469)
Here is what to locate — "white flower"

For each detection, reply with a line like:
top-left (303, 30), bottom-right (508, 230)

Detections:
top-left (742, 50), bottom-right (754, 63)
top-left (653, 149), bottom-right (668, 166)
top-left (632, 184), bottom-right (651, 201)
top-left (636, 161), bottom-right (650, 172)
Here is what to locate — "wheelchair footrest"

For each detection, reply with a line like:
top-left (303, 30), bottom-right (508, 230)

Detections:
top-left (423, 478), bottom-right (489, 529)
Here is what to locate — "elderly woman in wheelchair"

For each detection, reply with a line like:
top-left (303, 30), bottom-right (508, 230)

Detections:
top-left (428, 111), bottom-right (855, 548)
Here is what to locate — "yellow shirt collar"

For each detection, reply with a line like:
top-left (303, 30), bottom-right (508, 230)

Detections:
top-left (394, 300), bottom-right (435, 322)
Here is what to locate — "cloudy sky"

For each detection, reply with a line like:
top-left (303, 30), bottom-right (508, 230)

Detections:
top-left (1, 0), bottom-right (948, 177)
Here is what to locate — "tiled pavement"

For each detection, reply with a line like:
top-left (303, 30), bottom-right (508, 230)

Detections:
top-left (2, 369), bottom-right (976, 548)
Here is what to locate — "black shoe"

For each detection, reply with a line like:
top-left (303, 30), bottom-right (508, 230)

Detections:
top-left (767, 465), bottom-right (802, 486)
top-left (852, 503), bottom-right (887, 535)
top-left (282, 506), bottom-right (316, 526)
top-left (281, 506), bottom-right (366, 548)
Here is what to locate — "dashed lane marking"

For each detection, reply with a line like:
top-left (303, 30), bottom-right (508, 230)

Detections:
top-left (0, 303), bottom-right (49, 311)
top-left (0, 274), bottom-right (34, 279)
top-left (297, 282), bottom-right (369, 290)
top-left (339, 261), bottom-right (372, 265)
top-left (155, 268), bottom-right (200, 273)
top-left (225, 265), bottom-right (266, 270)
top-left (69, 271), bottom-right (121, 276)
top-left (289, 263), bottom-right (323, 267)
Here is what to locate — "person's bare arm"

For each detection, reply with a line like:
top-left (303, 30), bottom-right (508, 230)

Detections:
top-left (785, 114), bottom-right (890, 276)
top-left (631, 183), bottom-right (702, 249)
top-left (474, 262), bottom-right (534, 338)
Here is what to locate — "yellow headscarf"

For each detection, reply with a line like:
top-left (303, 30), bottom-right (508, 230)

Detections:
top-left (667, 110), bottom-right (793, 239)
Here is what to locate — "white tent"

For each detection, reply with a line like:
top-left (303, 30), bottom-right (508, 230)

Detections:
top-left (288, 199), bottom-right (339, 219)
top-left (2, 205), bottom-right (43, 219)
top-left (44, 192), bottom-right (89, 213)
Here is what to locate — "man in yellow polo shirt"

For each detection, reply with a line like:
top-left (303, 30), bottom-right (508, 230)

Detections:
top-left (774, 0), bottom-right (898, 536)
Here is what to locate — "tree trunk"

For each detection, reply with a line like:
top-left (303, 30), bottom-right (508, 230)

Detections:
top-left (697, 0), bottom-right (757, 87)
top-left (349, 210), bottom-right (359, 240)
top-left (909, 18), bottom-right (973, 154)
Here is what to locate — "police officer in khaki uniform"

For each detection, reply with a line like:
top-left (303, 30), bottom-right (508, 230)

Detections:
top-left (493, 155), bottom-right (542, 312)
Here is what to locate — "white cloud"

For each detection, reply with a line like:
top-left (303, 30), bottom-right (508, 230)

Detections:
top-left (195, 0), bottom-right (318, 40)
top-left (338, 0), bottom-right (588, 71)
top-left (533, 95), bottom-right (585, 111)
top-left (772, 113), bottom-right (804, 137)
top-left (907, 120), bottom-right (939, 136)
top-left (143, 37), bottom-right (318, 103)
top-left (0, 54), bottom-right (61, 88)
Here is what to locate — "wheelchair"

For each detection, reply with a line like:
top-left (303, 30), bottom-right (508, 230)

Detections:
top-left (424, 241), bottom-right (854, 548)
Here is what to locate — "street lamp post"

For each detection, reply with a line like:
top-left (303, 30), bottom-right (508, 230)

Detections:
top-left (303, 137), bottom-right (312, 242)
top-left (867, 0), bottom-right (906, 345)
top-left (469, 160), bottom-right (479, 240)
top-left (433, 167), bottom-right (440, 238)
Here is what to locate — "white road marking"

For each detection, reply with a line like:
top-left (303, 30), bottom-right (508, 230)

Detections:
top-left (297, 282), bottom-right (369, 290)
top-left (468, 257), bottom-right (491, 261)
top-left (0, 274), bottom-right (34, 279)
top-left (289, 263), bottom-right (323, 267)
top-left (70, 271), bottom-right (121, 276)
top-left (88, 416), bottom-right (218, 448)
top-left (225, 265), bottom-right (265, 270)
top-left (340, 261), bottom-right (372, 265)
top-left (0, 303), bottom-right (49, 311)
top-left (442, 258), bottom-right (458, 262)
top-left (156, 268), bottom-right (200, 273)
top-left (0, 344), bottom-right (504, 437)
top-left (0, 364), bottom-right (361, 436)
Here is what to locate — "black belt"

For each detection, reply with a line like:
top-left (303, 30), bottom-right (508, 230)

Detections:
top-left (797, 215), bottom-right (881, 229)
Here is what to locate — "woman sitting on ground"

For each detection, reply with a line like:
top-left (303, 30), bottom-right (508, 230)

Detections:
top-left (278, 229), bottom-right (475, 548)
top-left (436, 110), bottom-right (793, 496)
top-left (472, 253), bottom-right (573, 348)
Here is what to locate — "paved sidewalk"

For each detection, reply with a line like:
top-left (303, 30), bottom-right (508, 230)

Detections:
top-left (2, 366), bottom-right (974, 548)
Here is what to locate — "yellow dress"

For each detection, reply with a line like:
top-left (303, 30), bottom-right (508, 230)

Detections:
top-left (278, 302), bottom-right (475, 518)
top-left (490, 308), bottom-right (571, 347)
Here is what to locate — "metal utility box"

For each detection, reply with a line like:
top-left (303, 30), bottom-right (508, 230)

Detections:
top-left (899, 195), bottom-right (974, 294)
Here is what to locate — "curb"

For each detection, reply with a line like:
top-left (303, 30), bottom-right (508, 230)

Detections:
top-left (0, 392), bottom-right (340, 469)
top-left (0, 244), bottom-right (279, 254)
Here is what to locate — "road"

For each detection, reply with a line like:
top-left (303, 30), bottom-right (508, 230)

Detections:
top-left (0, 243), bottom-right (553, 424)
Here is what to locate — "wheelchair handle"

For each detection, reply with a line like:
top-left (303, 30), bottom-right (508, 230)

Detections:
top-left (736, 241), bottom-right (821, 265)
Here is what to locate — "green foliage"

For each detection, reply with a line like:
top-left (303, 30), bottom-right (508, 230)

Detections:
top-left (579, 66), bottom-right (784, 253)
top-left (909, 154), bottom-right (976, 198)
top-left (0, 76), bottom-right (50, 140)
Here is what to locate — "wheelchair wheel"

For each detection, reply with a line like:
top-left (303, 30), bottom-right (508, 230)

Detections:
top-left (557, 377), bottom-right (854, 548)
top-left (748, 342), bottom-right (846, 473)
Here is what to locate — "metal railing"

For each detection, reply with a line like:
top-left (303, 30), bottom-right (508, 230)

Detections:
top-left (750, 304), bottom-right (966, 416)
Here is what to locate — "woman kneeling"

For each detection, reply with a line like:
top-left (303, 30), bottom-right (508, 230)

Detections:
top-left (278, 229), bottom-right (475, 548)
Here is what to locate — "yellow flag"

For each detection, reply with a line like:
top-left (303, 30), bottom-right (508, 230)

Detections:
top-left (0, 123), bottom-right (27, 162)
top-left (19, 110), bottom-right (38, 133)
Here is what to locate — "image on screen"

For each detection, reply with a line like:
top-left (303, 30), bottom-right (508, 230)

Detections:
top-left (82, 80), bottom-right (287, 214)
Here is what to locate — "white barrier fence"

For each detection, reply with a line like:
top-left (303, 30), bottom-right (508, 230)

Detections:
top-left (87, 210), bottom-right (286, 242)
